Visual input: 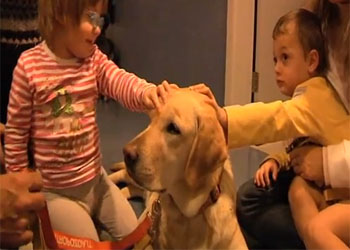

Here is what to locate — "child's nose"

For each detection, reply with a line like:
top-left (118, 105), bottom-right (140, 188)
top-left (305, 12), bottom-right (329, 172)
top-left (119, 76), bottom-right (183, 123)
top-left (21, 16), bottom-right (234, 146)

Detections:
top-left (93, 26), bottom-right (101, 36)
top-left (274, 62), bottom-right (281, 74)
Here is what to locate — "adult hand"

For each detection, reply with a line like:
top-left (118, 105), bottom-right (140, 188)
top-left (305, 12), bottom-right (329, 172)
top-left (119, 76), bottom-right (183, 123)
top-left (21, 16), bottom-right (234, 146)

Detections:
top-left (0, 171), bottom-right (45, 248)
top-left (290, 145), bottom-right (324, 187)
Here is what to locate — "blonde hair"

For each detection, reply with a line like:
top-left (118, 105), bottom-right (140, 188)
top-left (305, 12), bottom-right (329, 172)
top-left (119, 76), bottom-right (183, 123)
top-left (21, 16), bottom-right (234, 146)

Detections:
top-left (38, 0), bottom-right (107, 44)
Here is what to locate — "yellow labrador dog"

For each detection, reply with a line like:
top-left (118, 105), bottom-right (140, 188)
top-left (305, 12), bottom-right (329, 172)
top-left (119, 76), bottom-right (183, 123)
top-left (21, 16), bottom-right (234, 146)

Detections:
top-left (111, 89), bottom-right (247, 249)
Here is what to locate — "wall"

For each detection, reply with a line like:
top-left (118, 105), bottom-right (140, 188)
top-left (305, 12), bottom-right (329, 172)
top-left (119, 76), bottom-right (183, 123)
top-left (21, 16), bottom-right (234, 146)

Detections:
top-left (225, 0), bottom-right (255, 106)
top-left (106, 0), bottom-right (227, 105)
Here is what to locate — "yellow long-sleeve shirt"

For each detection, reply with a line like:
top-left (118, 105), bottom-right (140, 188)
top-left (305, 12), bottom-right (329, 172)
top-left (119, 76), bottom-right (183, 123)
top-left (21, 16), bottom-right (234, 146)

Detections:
top-left (225, 77), bottom-right (349, 169)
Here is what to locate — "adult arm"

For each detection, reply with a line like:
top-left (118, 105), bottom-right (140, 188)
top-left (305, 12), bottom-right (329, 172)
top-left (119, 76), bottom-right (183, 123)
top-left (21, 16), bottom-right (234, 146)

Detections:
top-left (323, 140), bottom-right (350, 188)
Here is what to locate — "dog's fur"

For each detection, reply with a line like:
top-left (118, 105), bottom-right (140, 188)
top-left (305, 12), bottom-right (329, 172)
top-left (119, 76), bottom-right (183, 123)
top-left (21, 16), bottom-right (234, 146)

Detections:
top-left (110, 89), bottom-right (247, 249)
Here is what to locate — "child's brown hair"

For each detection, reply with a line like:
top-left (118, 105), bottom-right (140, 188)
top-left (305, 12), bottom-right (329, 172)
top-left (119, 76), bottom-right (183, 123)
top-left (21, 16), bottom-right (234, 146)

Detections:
top-left (273, 8), bottom-right (328, 76)
top-left (38, 0), bottom-right (108, 45)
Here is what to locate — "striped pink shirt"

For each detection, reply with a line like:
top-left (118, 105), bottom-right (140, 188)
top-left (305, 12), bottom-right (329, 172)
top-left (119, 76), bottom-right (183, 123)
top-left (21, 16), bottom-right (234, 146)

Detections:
top-left (5, 41), bottom-right (154, 189)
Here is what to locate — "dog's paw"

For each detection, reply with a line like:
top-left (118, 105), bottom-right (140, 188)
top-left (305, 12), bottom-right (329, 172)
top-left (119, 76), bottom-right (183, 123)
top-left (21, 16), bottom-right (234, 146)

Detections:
top-left (110, 161), bottom-right (126, 172)
top-left (109, 168), bottom-right (131, 184)
top-left (108, 162), bottom-right (146, 200)
top-left (121, 187), bottom-right (132, 199)
top-left (121, 186), bottom-right (146, 200)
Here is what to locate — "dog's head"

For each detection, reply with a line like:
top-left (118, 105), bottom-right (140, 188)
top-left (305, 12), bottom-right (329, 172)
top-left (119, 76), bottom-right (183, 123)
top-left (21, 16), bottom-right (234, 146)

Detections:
top-left (123, 89), bottom-right (228, 217)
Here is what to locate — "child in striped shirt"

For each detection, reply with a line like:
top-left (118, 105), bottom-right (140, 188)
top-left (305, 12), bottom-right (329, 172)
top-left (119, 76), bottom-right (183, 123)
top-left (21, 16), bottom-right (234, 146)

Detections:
top-left (5, 0), bottom-right (170, 241)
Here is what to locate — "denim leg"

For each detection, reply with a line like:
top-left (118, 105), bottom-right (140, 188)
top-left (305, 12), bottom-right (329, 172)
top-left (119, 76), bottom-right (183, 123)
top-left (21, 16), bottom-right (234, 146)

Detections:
top-left (236, 171), bottom-right (305, 249)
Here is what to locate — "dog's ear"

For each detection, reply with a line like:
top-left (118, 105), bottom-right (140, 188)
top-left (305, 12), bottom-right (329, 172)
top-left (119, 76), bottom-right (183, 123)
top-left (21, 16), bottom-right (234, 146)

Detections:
top-left (185, 111), bottom-right (227, 188)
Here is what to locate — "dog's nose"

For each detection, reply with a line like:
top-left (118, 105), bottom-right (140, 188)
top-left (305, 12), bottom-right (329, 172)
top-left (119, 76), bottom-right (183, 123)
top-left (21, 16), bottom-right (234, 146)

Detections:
top-left (123, 144), bottom-right (138, 170)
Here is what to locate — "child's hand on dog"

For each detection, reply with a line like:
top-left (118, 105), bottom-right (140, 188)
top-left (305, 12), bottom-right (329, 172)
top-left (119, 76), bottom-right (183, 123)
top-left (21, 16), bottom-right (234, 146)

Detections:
top-left (143, 80), bottom-right (179, 110)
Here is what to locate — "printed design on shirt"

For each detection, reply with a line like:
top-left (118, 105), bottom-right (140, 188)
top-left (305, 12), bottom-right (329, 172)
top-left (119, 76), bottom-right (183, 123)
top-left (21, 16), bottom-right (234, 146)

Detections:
top-left (57, 132), bottom-right (91, 159)
top-left (48, 86), bottom-right (92, 159)
top-left (49, 86), bottom-right (80, 133)
top-left (51, 87), bottom-right (74, 118)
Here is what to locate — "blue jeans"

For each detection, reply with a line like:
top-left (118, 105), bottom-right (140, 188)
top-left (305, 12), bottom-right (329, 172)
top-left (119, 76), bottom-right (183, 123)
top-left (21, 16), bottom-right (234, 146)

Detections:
top-left (236, 170), bottom-right (305, 249)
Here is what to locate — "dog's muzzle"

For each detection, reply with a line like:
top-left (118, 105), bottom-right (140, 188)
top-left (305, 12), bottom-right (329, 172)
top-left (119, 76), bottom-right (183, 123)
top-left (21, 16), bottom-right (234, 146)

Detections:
top-left (123, 144), bottom-right (139, 172)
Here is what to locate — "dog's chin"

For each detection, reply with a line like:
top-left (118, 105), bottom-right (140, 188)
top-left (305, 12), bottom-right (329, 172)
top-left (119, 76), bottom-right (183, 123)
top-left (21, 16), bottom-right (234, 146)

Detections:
top-left (135, 180), bottom-right (167, 193)
top-left (127, 169), bottom-right (166, 193)
top-left (147, 187), bottom-right (167, 193)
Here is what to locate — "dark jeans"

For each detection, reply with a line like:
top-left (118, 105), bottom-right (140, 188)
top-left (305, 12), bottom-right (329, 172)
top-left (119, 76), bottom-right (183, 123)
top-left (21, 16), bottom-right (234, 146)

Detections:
top-left (236, 170), bottom-right (305, 249)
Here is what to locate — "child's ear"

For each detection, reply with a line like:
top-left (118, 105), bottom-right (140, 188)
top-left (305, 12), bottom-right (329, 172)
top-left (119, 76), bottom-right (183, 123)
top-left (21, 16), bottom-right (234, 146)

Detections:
top-left (307, 49), bottom-right (319, 75)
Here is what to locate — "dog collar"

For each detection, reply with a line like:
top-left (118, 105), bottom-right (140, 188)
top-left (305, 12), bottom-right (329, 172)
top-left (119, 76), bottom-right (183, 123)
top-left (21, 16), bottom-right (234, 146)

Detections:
top-left (200, 168), bottom-right (224, 212)
top-left (148, 197), bottom-right (162, 249)
top-left (200, 184), bottom-right (221, 212)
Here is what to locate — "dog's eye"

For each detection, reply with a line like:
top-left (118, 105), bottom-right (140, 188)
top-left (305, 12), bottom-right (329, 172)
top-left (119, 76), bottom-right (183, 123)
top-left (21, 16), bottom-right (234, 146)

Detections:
top-left (166, 122), bottom-right (181, 135)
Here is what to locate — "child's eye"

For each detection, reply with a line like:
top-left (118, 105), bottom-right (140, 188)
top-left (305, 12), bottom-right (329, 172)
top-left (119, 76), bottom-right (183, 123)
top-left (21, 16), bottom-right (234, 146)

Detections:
top-left (87, 11), bottom-right (105, 29)
top-left (281, 53), bottom-right (289, 62)
top-left (273, 57), bottom-right (277, 65)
